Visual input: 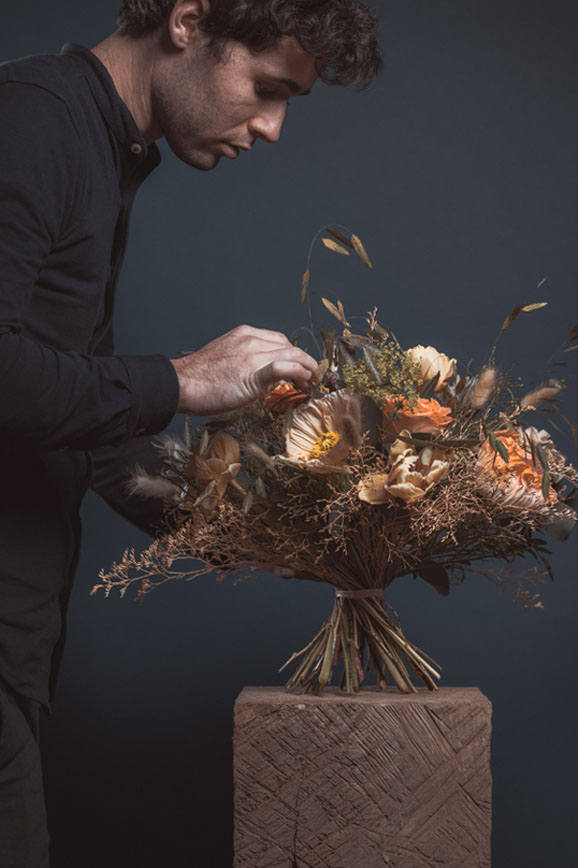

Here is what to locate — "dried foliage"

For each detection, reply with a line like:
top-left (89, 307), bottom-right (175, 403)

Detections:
top-left (95, 228), bottom-right (578, 695)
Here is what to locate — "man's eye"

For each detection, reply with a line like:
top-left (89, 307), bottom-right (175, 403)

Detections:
top-left (257, 86), bottom-right (280, 99)
top-left (256, 86), bottom-right (292, 108)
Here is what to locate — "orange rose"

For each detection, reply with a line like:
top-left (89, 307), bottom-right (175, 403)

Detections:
top-left (476, 429), bottom-right (556, 510)
top-left (265, 381), bottom-right (310, 413)
top-left (382, 396), bottom-right (453, 437)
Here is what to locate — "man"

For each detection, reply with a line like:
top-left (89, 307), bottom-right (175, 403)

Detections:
top-left (0, 0), bottom-right (381, 863)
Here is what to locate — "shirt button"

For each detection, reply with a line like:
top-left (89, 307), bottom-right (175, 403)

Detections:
top-left (130, 143), bottom-right (143, 155)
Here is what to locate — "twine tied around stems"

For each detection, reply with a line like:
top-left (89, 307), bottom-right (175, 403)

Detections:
top-left (334, 587), bottom-right (383, 600)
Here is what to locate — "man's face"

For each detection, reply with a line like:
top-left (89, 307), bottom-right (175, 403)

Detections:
top-left (151, 34), bottom-right (318, 171)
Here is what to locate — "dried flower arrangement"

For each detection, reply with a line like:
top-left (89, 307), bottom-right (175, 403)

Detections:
top-left (93, 227), bottom-right (578, 695)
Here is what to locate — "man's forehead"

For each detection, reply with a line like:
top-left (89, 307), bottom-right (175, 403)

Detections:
top-left (250, 36), bottom-right (318, 93)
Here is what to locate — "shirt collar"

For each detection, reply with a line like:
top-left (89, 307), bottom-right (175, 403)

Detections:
top-left (60, 43), bottom-right (160, 172)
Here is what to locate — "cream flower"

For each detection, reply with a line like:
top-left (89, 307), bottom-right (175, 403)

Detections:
top-left (406, 345), bottom-right (457, 392)
top-left (276, 390), bottom-right (359, 475)
top-left (358, 431), bottom-right (450, 504)
top-left (188, 433), bottom-right (241, 513)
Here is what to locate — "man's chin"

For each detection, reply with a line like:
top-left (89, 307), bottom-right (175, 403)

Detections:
top-left (166, 140), bottom-right (221, 172)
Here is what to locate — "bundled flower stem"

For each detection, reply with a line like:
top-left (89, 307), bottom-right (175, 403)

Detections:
top-left (281, 592), bottom-right (441, 694)
top-left (95, 227), bottom-right (578, 695)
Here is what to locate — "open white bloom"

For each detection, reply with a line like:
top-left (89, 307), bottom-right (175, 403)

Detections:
top-left (276, 390), bottom-right (360, 475)
top-left (523, 427), bottom-right (553, 448)
top-left (407, 345), bottom-right (457, 392)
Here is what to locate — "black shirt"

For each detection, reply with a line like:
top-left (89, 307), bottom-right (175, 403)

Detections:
top-left (0, 44), bottom-right (180, 706)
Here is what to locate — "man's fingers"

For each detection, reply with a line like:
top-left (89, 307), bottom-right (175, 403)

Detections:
top-left (232, 324), bottom-right (291, 346)
top-left (259, 346), bottom-right (321, 381)
top-left (256, 360), bottom-right (315, 389)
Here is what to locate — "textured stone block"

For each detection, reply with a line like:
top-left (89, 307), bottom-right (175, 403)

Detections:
top-left (234, 686), bottom-right (492, 868)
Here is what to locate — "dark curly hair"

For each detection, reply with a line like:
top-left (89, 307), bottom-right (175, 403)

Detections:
top-left (116, 0), bottom-right (382, 88)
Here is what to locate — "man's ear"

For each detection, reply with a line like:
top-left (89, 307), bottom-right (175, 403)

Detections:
top-left (168, 0), bottom-right (211, 49)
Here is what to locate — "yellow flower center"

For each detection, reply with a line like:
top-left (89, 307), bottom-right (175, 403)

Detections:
top-left (309, 431), bottom-right (341, 460)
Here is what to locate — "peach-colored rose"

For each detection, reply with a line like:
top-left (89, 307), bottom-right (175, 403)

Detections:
top-left (406, 345), bottom-right (457, 392)
top-left (382, 396), bottom-right (453, 437)
top-left (476, 429), bottom-right (556, 510)
top-left (264, 381), bottom-right (309, 413)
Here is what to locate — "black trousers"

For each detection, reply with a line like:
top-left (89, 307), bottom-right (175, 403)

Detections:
top-left (0, 679), bottom-right (49, 867)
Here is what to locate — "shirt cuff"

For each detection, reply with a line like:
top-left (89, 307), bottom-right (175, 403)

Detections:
top-left (117, 354), bottom-right (179, 439)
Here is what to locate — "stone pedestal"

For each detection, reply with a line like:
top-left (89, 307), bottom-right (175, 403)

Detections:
top-left (234, 686), bottom-right (491, 868)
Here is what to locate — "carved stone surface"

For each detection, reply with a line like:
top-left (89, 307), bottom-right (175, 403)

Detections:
top-left (234, 686), bottom-right (492, 868)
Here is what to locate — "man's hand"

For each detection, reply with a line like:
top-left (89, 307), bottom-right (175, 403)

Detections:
top-left (170, 325), bottom-right (321, 415)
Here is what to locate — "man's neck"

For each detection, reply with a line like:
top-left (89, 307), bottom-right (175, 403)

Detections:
top-left (92, 32), bottom-right (161, 144)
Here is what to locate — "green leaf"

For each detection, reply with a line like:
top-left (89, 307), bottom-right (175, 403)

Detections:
top-left (542, 469), bottom-right (551, 501)
top-left (495, 438), bottom-right (509, 463)
top-left (420, 372), bottom-right (440, 398)
top-left (536, 444), bottom-right (549, 473)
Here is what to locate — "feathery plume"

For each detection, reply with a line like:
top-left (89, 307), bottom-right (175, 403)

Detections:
top-left (520, 382), bottom-right (562, 411)
top-left (468, 367), bottom-right (498, 410)
top-left (127, 466), bottom-right (180, 500)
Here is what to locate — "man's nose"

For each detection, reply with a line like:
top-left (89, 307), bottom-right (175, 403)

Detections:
top-left (248, 105), bottom-right (287, 144)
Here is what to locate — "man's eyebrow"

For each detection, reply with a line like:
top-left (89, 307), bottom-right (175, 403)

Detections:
top-left (273, 77), bottom-right (311, 96)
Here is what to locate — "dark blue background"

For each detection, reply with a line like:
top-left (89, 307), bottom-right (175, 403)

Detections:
top-left (3, 2), bottom-right (578, 866)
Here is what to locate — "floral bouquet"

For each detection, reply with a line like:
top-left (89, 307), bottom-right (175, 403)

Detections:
top-left (94, 227), bottom-right (578, 695)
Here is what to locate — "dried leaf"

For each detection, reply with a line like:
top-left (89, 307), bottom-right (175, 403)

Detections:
top-left (243, 490), bottom-right (254, 514)
top-left (569, 325), bottom-right (578, 342)
top-left (183, 417), bottom-right (192, 450)
top-left (545, 515), bottom-right (576, 542)
top-left (563, 344), bottom-right (578, 353)
top-left (255, 478), bottom-right (267, 498)
top-left (300, 269), bottom-right (310, 304)
top-left (536, 277), bottom-right (548, 289)
top-left (317, 359), bottom-right (330, 377)
top-left (199, 429), bottom-right (210, 456)
top-left (501, 304), bottom-right (524, 331)
top-left (337, 299), bottom-right (350, 326)
top-left (327, 228), bottom-right (354, 249)
top-left (322, 296), bottom-right (348, 325)
top-left (322, 237), bottom-right (351, 256)
top-left (521, 302), bottom-right (548, 312)
top-left (571, 422), bottom-right (578, 446)
top-left (351, 234), bottom-right (373, 268)
top-left (415, 561), bottom-right (450, 597)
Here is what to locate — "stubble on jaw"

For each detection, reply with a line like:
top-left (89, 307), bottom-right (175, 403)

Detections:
top-left (150, 42), bottom-right (225, 171)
